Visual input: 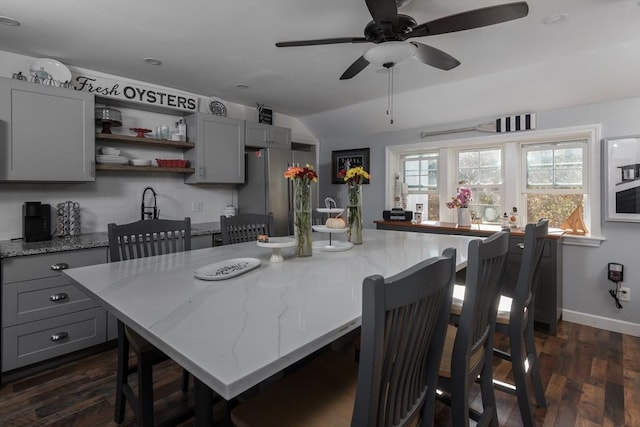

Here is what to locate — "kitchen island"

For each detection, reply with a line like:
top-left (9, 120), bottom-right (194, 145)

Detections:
top-left (63, 229), bottom-right (476, 425)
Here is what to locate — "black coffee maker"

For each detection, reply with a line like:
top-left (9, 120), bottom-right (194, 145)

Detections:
top-left (23, 202), bottom-right (52, 242)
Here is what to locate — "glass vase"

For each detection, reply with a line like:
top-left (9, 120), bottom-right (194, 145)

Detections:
top-left (293, 179), bottom-right (313, 256)
top-left (347, 183), bottom-right (363, 245)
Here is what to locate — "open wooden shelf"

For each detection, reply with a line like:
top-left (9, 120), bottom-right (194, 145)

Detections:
top-left (95, 133), bottom-right (195, 149)
top-left (95, 164), bottom-right (195, 174)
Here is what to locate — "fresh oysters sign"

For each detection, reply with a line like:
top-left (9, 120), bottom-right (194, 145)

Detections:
top-left (73, 74), bottom-right (199, 112)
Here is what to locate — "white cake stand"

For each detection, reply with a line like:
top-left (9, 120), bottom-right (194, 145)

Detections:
top-left (257, 237), bottom-right (296, 262)
top-left (312, 225), bottom-right (353, 252)
top-left (316, 207), bottom-right (345, 215)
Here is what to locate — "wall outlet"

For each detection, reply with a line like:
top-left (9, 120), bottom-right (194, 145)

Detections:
top-left (191, 201), bottom-right (203, 212)
top-left (619, 287), bottom-right (630, 302)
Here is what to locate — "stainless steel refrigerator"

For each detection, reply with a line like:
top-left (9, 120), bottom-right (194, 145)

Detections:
top-left (237, 146), bottom-right (318, 236)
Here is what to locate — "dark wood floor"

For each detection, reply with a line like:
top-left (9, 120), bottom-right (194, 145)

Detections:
top-left (0, 320), bottom-right (638, 426)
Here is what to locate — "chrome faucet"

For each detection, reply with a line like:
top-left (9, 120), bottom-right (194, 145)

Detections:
top-left (141, 187), bottom-right (158, 220)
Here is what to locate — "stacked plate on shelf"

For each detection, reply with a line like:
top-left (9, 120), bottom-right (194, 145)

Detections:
top-left (96, 154), bottom-right (128, 165)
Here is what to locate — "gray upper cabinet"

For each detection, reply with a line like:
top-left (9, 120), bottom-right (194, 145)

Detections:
top-left (184, 113), bottom-right (245, 184)
top-left (0, 77), bottom-right (95, 182)
top-left (245, 122), bottom-right (291, 149)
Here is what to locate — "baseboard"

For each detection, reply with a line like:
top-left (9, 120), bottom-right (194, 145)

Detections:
top-left (563, 309), bottom-right (640, 337)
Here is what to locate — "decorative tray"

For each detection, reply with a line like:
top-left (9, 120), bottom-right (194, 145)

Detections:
top-left (312, 225), bottom-right (348, 233)
top-left (194, 257), bottom-right (260, 281)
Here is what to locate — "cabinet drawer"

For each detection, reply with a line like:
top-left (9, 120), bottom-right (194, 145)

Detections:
top-left (2, 275), bottom-right (98, 326)
top-left (2, 308), bottom-right (106, 371)
top-left (2, 248), bottom-right (107, 283)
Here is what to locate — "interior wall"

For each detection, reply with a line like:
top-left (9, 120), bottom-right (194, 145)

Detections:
top-left (0, 50), bottom-right (318, 239)
top-left (315, 97), bottom-right (640, 335)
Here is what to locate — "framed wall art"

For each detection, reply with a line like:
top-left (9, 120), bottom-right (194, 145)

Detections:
top-left (331, 148), bottom-right (370, 184)
top-left (604, 135), bottom-right (640, 222)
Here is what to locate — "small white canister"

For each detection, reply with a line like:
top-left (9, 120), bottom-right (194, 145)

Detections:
top-left (224, 205), bottom-right (236, 217)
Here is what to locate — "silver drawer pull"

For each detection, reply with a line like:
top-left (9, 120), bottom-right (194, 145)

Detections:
top-left (50, 332), bottom-right (69, 342)
top-left (51, 263), bottom-right (70, 271)
top-left (517, 243), bottom-right (525, 249)
top-left (50, 293), bottom-right (69, 302)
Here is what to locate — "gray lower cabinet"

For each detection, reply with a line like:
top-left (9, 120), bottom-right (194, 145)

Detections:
top-left (184, 113), bottom-right (245, 184)
top-left (245, 122), bottom-right (291, 149)
top-left (1, 248), bottom-right (108, 372)
top-left (0, 77), bottom-right (95, 182)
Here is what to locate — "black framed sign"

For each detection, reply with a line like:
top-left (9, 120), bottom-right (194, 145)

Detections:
top-left (331, 148), bottom-right (370, 184)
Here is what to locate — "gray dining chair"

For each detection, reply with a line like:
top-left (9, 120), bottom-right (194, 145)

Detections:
top-left (436, 231), bottom-right (509, 427)
top-left (108, 218), bottom-right (193, 427)
top-left (220, 213), bottom-right (273, 245)
top-left (492, 219), bottom-right (549, 427)
top-left (230, 248), bottom-right (457, 427)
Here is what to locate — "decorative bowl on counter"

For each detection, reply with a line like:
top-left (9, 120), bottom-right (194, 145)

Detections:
top-left (156, 159), bottom-right (189, 168)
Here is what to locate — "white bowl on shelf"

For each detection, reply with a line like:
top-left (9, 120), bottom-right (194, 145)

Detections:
top-left (129, 159), bottom-right (151, 166)
top-left (101, 147), bottom-right (120, 155)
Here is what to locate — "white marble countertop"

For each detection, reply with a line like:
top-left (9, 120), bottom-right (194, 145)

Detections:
top-left (63, 229), bottom-right (477, 400)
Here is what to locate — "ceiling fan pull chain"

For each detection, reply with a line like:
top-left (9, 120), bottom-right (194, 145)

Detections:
top-left (386, 67), bottom-right (394, 124)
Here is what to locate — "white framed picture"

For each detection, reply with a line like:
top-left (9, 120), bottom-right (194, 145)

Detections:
top-left (604, 135), bottom-right (640, 222)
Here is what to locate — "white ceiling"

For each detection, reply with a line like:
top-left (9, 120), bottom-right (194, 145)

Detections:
top-left (1, 0), bottom-right (639, 138)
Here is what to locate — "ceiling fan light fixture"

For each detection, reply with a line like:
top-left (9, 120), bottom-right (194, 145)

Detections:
top-left (363, 42), bottom-right (417, 67)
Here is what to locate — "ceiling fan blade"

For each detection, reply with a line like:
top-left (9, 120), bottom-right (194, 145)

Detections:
top-left (340, 56), bottom-right (370, 80)
top-left (409, 2), bottom-right (529, 38)
top-left (365, 0), bottom-right (398, 25)
top-left (276, 37), bottom-right (368, 47)
top-left (410, 42), bottom-right (460, 71)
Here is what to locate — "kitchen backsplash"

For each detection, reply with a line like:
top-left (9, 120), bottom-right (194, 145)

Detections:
top-left (0, 174), bottom-right (234, 241)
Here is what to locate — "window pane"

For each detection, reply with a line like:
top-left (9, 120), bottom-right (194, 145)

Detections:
top-left (402, 153), bottom-right (438, 193)
top-left (479, 150), bottom-right (500, 167)
top-left (525, 142), bottom-right (584, 190)
top-left (458, 151), bottom-right (477, 169)
top-left (525, 194), bottom-right (586, 228)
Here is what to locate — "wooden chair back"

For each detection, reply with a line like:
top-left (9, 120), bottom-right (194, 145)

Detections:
top-left (352, 248), bottom-right (457, 426)
top-left (220, 213), bottom-right (273, 245)
top-left (511, 219), bottom-right (549, 316)
top-left (108, 218), bottom-right (191, 261)
top-left (454, 231), bottom-right (510, 379)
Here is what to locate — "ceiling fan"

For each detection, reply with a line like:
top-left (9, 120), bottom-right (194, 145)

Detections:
top-left (275, 0), bottom-right (529, 80)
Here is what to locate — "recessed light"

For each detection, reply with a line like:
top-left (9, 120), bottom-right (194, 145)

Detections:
top-left (543, 13), bottom-right (569, 24)
top-left (235, 83), bottom-right (249, 89)
top-left (0, 16), bottom-right (21, 26)
top-left (143, 57), bottom-right (162, 66)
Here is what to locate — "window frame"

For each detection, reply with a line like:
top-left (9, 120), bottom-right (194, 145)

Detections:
top-left (385, 124), bottom-right (603, 246)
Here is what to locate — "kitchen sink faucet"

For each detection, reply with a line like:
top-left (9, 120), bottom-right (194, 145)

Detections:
top-left (141, 187), bottom-right (159, 220)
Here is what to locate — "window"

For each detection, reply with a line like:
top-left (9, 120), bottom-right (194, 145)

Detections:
top-left (522, 140), bottom-right (588, 228)
top-left (457, 148), bottom-right (503, 223)
top-left (401, 152), bottom-right (439, 220)
top-left (388, 124), bottom-right (601, 243)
